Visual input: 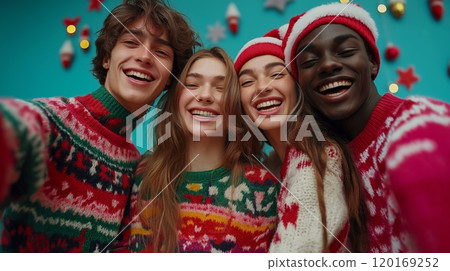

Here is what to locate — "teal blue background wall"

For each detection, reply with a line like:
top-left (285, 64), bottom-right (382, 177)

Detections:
top-left (0, 0), bottom-right (448, 102)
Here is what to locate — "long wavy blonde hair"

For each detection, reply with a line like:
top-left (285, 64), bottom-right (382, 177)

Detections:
top-left (137, 47), bottom-right (258, 252)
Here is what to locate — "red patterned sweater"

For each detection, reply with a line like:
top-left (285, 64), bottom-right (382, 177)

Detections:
top-left (0, 87), bottom-right (140, 252)
top-left (349, 93), bottom-right (450, 252)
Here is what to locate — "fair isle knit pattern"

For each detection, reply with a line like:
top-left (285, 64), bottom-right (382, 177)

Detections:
top-left (0, 87), bottom-right (140, 252)
top-left (349, 93), bottom-right (450, 252)
top-left (128, 163), bottom-right (280, 253)
top-left (270, 145), bottom-right (349, 252)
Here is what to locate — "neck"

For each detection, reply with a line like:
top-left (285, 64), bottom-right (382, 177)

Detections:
top-left (336, 84), bottom-right (381, 141)
top-left (186, 136), bottom-right (226, 172)
top-left (265, 128), bottom-right (288, 161)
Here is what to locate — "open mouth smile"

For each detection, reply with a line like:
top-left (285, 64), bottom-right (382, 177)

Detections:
top-left (125, 69), bottom-right (153, 82)
top-left (317, 80), bottom-right (352, 96)
top-left (255, 99), bottom-right (282, 112)
top-left (190, 109), bottom-right (219, 118)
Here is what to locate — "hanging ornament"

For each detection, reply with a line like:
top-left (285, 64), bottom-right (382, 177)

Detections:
top-left (63, 16), bottom-right (81, 35)
top-left (429, 0), bottom-right (444, 20)
top-left (206, 22), bottom-right (226, 44)
top-left (264, 0), bottom-right (292, 13)
top-left (397, 66), bottom-right (419, 90)
top-left (389, 0), bottom-right (406, 18)
top-left (59, 40), bottom-right (74, 69)
top-left (385, 43), bottom-right (400, 61)
top-left (226, 3), bottom-right (240, 34)
top-left (88, 0), bottom-right (104, 11)
top-left (79, 25), bottom-right (90, 51)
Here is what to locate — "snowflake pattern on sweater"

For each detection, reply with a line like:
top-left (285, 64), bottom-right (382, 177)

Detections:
top-left (127, 162), bottom-right (280, 253)
top-left (269, 145), bottom-right (349, 252)
top-left (0, 87), bottom-right (140, 252)
top-left (349, 93), bottom-right (450, 252)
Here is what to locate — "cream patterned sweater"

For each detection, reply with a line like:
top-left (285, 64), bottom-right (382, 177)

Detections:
top-left (269, 145), bottom-right (349, 252)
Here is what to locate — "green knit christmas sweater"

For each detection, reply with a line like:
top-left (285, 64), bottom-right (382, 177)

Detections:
top-left (126, 161), bottom-right (280, 252)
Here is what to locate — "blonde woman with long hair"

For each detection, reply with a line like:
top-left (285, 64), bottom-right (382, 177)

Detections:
top-left (234, 30), bottom-right (367, 252)
top-left (126, 47), bottom-right (279, 252)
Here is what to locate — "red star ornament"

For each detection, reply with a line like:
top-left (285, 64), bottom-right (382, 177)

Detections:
top-left (89, 0), bottom-right (104, 11)
top-left (396, 66), bottom-right (420, 90)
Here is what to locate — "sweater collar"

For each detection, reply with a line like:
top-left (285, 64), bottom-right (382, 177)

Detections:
top-left (183, 166), bottom-right (229, 182)
top-left (349, 93), bottom-right (403, 152)
top-left (76, 86), bottom-right (132, 136)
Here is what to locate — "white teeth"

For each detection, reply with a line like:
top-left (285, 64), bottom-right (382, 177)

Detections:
top-left (191, 109), bottom-right (216, 117)
top-left (319, 80), bottom-right (352, 92)
top-left (256, 100), bottom-right (281, 110)
top-left (126, 70), bottom-right (151, 81)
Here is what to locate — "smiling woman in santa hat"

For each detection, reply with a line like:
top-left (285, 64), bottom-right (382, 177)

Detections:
top-left (235, 27), bottom-right (368, 252)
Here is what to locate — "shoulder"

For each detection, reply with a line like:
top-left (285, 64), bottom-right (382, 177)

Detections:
top-left (389, 96), bottom-right (450, 139)
top-left (382, 96), bottom-right (450, 168)
top-left (394, 95), bottom-right (450, 120)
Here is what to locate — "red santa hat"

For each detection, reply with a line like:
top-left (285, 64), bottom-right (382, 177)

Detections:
top-left (234, 25), bottom-right (287, 74)
top-left (283, 3), bottom-right (380, 80)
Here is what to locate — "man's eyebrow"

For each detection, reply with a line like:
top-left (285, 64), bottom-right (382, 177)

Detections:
top-left (296, 34), bottom-right (360, 54)
top-left (120, 29), bottom-right (172, 48)
top-left (297, 43), bottom-right (315, 54)
top-left (333, 34), bottom-right (359, 44)
top-left (154, 37), bottom-right (172, 48)
top-left (122, 28), bottom-right (144, 37)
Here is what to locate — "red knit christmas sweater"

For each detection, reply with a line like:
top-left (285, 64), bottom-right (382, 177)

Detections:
top-left (0, 87), bottom-right (140, 252)
top-left (348, 93), bottom-right (450, 252)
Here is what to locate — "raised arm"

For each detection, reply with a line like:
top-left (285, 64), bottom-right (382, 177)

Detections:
top-left (386, 97), bottom-right (450, 252)
top-left (0, 98), bottom-right (50, 206)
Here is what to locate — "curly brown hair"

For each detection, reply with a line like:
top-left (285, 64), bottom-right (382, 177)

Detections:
top-left (92, 0), bottom-right (201, 88)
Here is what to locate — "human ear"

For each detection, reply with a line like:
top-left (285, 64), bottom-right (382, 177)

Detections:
top-left (367, 52), bottom-right (378, 79)
top-left (103, 58), bottom-right (110, 70)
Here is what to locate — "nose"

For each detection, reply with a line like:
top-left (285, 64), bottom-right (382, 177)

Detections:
top-left (136, 46), bottom-right (154, 65)
top-left (255, 76), bottom-right (273, 96)
top-left (196, 85), bottom-right (214, 103)
top-left (318, 53), bottom-right (342, 76)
